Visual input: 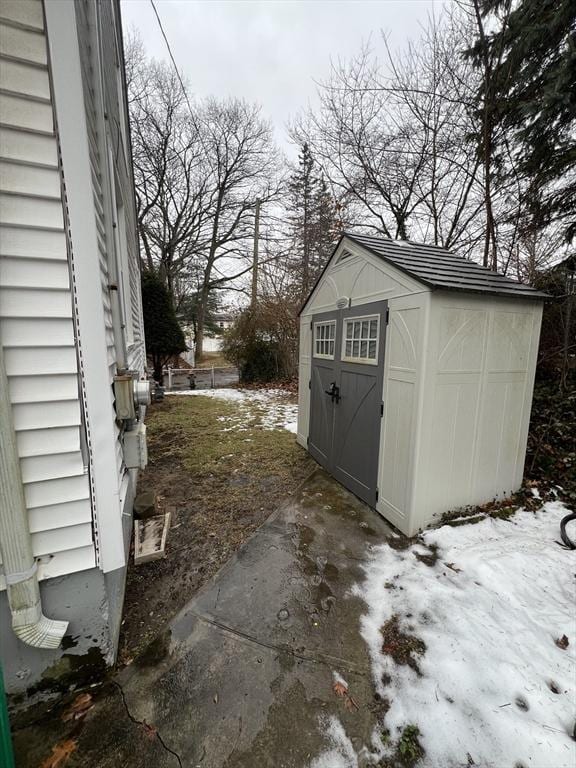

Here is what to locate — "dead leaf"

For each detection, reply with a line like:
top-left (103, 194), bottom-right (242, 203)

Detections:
top-left (555, 634), bottom-right (569, 649)
top-left (332, 681), bottom-right (348, 698)
top-left (333, 680), bottom-right (360, 710)
top-left (61, 692), bottom-right (93, 722)
top-left (40, 739), bottom-right (77, 768)
top-left (344, 695), bottom-right (360, 711)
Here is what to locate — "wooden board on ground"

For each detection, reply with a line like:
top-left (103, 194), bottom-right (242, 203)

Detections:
top-left (134, 512), bottom-right (171, 565)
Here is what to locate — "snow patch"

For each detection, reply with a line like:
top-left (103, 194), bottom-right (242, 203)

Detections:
top-left (332, 671), bottom-right (349, 690)
top-left (352, 501), bottom-right (576, 768)
top-left (309, 716), bottom-right (363, 768)
top-left (167, 387), bottom-right (298, 434)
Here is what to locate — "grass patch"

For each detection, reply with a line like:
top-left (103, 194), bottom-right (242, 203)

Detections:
top-left (396, 725), bottom-right (425, 767)
top-left (195, 351), bottom-right (231, 368)
top-left (413, 544), bottom-right (439, 567)
top-left (120, 394), bottom-right (314, 661)
top-left (146, 397), bottom-right (306, 503)
top-left (380, 615), bottom-right (426, 675)
top-left (378, 724), bottom-right (425, 767)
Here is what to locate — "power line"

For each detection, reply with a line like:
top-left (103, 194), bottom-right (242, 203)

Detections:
top-left (148, 0), bottom-right (202, 137)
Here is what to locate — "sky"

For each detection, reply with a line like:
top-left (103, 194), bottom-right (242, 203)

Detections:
top-left (120, 0), bottom-right (443, 157)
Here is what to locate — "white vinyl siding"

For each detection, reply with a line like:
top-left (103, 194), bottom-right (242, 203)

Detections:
top-left (96, 0), bottom-right (145, 371)
top-left (0, 0), bottom-right (95, 583)
top-left (74, 0), bottom-right (126, 483)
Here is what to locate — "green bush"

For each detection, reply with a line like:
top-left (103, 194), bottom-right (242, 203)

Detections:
top-left (222, 304), bottom-right (297, 383)
top-left (239, 339), bottom-right (282, 382)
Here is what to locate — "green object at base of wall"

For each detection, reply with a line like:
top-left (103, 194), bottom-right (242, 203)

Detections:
top-left (0, 664), bottom-right (15, 768)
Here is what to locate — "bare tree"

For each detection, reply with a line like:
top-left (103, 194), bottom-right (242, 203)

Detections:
top-left (125, 36), bottom-right (282, 360)
top-left (291, 12), bottom-right (490, 259)
top-left (126, 35), bottom-right (208, 298)
top-left (193, 98), bottom-right (281, 359)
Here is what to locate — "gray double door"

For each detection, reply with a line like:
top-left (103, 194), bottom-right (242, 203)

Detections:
top-left (308, 300), bottom-right (387, 507)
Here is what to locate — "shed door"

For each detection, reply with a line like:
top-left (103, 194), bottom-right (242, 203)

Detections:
top-left (308, 310), bottom-right (339, 470)
top-left (308, 301), bottom-right (387, 507)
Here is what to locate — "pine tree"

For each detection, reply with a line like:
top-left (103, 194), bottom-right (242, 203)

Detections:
top-left (141, 271), bottom-right (187, 383)
top-left (177, 290), bottom-right (222, 348)
top-left (468, 0), bottom-right (576, 239)
top-left (286, 143), bottom-right (341, 297)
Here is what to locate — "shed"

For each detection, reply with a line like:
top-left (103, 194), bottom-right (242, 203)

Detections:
top-left (297, 233), bottom-right (547, 536)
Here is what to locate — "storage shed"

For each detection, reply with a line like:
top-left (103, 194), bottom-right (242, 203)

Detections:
top-left (297, 233), bottom-right (547, 536)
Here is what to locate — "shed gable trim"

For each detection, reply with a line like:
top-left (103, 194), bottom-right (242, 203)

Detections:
top-left (299, 235), bottom-right (427, 315)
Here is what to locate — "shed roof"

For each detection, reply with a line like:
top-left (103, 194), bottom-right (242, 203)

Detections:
top-left (342, 232), bottom-right (548, 300)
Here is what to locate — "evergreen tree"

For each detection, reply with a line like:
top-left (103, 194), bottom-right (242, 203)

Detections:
top-left (286, 143), bottom-right (341, 297)
top-left (177, 290), bottom-right (222, 347)
top-left (141, 271), bottom-right (187, 383)
top-left (468, 0), bottom-right (576, 239)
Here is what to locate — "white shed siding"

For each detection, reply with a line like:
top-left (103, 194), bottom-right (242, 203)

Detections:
top-left (411, 293), bottom-right (542, 531)
top-left (376, 293), bottom-right (429, 531)
top-left (0, 0), bottom-right (95, 583)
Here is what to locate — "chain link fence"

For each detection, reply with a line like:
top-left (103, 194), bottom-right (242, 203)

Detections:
top-left (163, 366), bottom-right (239, 391)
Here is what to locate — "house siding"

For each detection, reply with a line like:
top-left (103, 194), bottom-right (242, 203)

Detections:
top-left (0, 0), bottom-right (96, 584)
top-left (75, 0), bottom-right (125, 485)
top-left (1, 0), bottom-right (147, 701)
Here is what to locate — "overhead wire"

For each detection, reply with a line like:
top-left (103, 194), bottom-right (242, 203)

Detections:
top-left (148, 0), bottom-right (212, 163)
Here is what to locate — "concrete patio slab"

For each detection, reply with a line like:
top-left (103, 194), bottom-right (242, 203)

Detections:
top-left (14, 469), bottom-right (393, 768)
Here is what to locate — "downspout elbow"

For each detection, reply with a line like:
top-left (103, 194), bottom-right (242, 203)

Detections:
top-left (7, 568), bottom-right (68, 649)
top-left (13, 616), bottom-right (68, 650)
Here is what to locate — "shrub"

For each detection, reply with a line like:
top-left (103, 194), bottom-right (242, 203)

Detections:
top-left (141, 271), bottom-right (187, 383)
top-left (222, 301), bottom-right (298, 383)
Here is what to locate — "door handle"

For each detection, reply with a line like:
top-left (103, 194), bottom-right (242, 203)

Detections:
top-left (324, 382), bottom-right (340, 404)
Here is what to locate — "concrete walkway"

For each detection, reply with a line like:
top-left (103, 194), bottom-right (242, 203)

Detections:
top-left (16, 469), bottom-right (393, 768)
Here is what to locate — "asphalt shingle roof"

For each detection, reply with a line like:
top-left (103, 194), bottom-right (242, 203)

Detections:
top-left (345, 232), bottom-right (548, 300)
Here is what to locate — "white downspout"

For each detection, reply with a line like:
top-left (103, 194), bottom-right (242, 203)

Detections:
top-left (0, 345), bottom-right (68, 649)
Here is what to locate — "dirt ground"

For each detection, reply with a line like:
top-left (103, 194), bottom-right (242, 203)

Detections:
top-left (118, 392), bottom-right (314, 664)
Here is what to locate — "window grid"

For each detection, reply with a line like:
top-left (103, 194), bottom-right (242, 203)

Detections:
top-left (342, 315), bottom-right (379, 363)
top-left (314, 321), bottom-right (336, 359)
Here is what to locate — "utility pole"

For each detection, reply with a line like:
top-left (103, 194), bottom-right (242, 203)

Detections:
top-left (251, 199), bottom-right (260, 309)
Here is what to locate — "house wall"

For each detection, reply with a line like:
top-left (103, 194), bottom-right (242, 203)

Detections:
top-left (0, 569), bottom-right (111, 698)
top-left (411, 291), bottom-right (543, 532)
top-left (0, 0), bottom-right (146, 700)
top-left (45, 0), bottom-right (147, 574)
top-left (0, 0), bottom-right (96, 584)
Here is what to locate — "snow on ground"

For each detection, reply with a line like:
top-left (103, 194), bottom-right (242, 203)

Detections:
top-left (311, 715), bottom-right (376, 768)
top-left (349, 501), bottom-right (576, 768)
top-left (166, 387), bottom-right (298, 434)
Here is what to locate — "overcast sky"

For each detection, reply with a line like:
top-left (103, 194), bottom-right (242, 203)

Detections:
top-left (121, 0), bottom-right (443, 156)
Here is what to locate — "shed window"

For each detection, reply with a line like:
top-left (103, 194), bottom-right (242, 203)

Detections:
top-left (314, 321), bottom-right (336, 359)
top-left (342, 315), bottom-right (379, 364)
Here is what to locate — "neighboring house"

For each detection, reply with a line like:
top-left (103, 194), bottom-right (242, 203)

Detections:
top-left (213, 312), bottom-right (234, 332)
top-left (0, 0), bottom-right (148, 701)
top-left (201, 312), bottom-right (235, 354)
